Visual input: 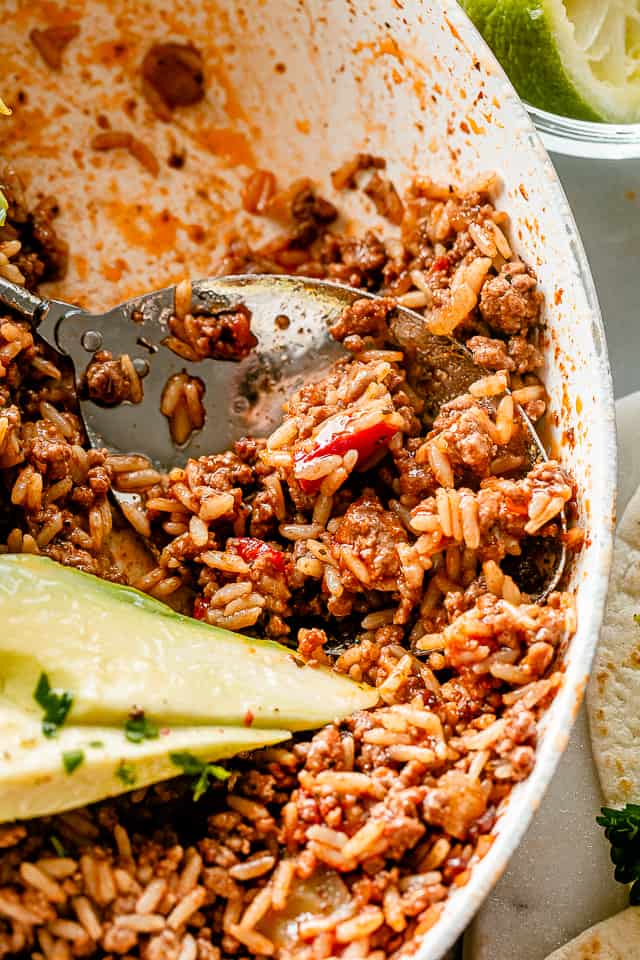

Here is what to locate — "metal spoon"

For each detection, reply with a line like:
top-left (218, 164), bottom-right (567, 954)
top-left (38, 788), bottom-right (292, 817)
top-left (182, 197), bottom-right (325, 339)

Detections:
top-left (0, 274), bottom-right (565, 596)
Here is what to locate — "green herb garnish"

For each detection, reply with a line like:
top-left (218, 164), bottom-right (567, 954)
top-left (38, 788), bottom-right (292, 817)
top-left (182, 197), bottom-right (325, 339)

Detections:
top-left (34, 672), bottom-right (73, 738)
top-left (169, 751), bottom-right (231, 802)
top-left (62, 749), bottom-right (84, 774)
top-left (50, 835), bottom-right (66, 857)
top-left (124, 712), bottom-right (159, 743)
top-left (597, 804), bottom-right (640, 904)
top-left (115, 762), bottom-right (137, 787)
top-left (88, 740), bottom-right (104, 748)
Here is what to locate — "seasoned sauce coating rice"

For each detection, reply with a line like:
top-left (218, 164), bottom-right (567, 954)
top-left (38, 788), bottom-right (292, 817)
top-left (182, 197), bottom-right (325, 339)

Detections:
top-left (0, 165), bottom-right (578, 960)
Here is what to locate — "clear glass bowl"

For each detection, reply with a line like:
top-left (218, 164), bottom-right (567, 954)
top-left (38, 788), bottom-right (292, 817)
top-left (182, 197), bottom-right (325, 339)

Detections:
top-left (527, 105), bottom-right (640, 398)
top-left (528, 104), bottom-right (640, 159)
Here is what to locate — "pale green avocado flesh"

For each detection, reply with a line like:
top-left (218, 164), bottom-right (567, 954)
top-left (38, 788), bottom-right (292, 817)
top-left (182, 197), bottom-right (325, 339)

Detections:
top-left (0, 702), bottom-right (289, 822)
top-left (0, 554), bottom-right (377, 729)
top-left (0, 554), bottom-right (378, 821)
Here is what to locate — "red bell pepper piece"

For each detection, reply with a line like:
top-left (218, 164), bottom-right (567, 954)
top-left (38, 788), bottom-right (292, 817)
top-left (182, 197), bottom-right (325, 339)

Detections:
top-left (193, 596), bottom-right (208, 621)
top-left (233, 537), bottom-right (288, 573)
top-left (294, 415), bottom-right (398, 493)
top-left (431, 255), bottom-right (450, 273)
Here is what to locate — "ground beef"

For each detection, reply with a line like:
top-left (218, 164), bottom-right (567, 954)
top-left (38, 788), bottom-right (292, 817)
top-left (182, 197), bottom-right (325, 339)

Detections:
top-left (167, 304), bottom-right (257, 361)
top-left (327, 231), bottom-right (388, 288)
top-left (298, 627), bottom-right (330, 665)
top-left (142, 42), bottom-right (205, 112)
top-left (42, 539), bottom-right (117, 580)
top-left (187, 451), bottom-right (254, 492)
top-left (0, 185), bottom-right (68, 289)
top-left (291, 183), bottom-right (338, 229)
top-left (333, 490), bottom-right (407, 588)
top-left (467, 334), bottom-right (543, 376)
top-left (259, 179), bottom-right (338, 251)
top-left (248, 482), bottom-right (280, 538)
top-left (329, 296), bottom-right (395, 344)
top-left (479, 261), bottom-right (543, 335)
top-left (303, 725), bottom-right (346, 774)
top-left (29, 198), bottom-right (69, 280)
top-left (22, 420), bottom-right (72, 481)
top-left (467, 336), bottom-right (514, 371)
top-left (392, 445), bottom-right (437, 505)
top-left (87, 463), bottom-right (111, 496)
top-left (507, 336), bottom-right (544, 373)
top-left (83, 351), bottom-right (135, 405)
top-left (232, 436), bottom-right (265, 466)
top-left (429, 396), bottom-right (498, 478)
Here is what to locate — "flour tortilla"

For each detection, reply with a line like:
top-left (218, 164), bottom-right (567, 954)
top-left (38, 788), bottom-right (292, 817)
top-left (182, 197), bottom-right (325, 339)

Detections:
top-left (544, 908), bottom-right (640, 960)
top-left (588, 391), bottom-right (640, 805)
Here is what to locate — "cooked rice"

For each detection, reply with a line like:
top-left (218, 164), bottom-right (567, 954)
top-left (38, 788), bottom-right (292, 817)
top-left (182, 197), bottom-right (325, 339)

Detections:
top-left (0, 163), bottom-right (581, 960)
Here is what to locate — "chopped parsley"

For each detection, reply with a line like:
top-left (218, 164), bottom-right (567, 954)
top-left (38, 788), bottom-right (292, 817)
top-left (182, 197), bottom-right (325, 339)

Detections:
top-left (115, 762), bottom-right (137, 787)
top-left (88, 740), bottom-right (104, 749)
top-left (597, 804), bottom-right (640, 904)
top-left (124, 712), bottom-right (159, 743)
top-left (169, 751), bottom-right (231, 802)
top-left (62, 749), bottom-right (84, 774)
top-left (34, 672), bottom-right (73, 738)
top-left (50, 836), bottom-right (67, 857)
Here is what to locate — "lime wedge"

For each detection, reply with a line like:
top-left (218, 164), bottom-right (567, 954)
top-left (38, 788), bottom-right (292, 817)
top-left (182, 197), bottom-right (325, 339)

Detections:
top-left (461, 0), bottom-right (640, 123)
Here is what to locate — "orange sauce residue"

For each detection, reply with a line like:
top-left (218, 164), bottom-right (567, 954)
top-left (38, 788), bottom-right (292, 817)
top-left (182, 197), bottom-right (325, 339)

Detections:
top-left (193, 126), bottom-right (255, 167)
top-left (205, 52), bottom-right (250, 126)
top-left (352, 35), bottom-right (429, 108)
top-left (576, 396), bottom-right (583, 415)
top-left (74, 255), bottom-right (89, 281)
top-left (467, 115), bottom-right (485, 135)
top-left (445, 18), bottom-right (462, 42)
top-left (12, 0), bottom-right (85, 28)
top-left (295, 118), bottom-right (311, 134)
top-left (101, 257), bottom-right (129, 282)
top-left (88, 39), bottom-right (133, 67)
top-left (353, 35), bottom-right (405, 64)
top-left (104, 202), bottom-right (183, 256)
top-left (0, 107), bottom-right (60, 158)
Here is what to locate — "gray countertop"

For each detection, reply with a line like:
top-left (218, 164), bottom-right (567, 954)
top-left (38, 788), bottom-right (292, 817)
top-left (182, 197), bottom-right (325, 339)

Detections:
top-left (552, 153), bottom-right (640, 400)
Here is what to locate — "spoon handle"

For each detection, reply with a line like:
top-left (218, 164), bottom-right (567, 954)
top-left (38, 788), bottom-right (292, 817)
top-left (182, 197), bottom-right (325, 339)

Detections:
top-left (0, 275), bottom-right (78, 352)
top-left (0, 274), bottom-right (48, 322)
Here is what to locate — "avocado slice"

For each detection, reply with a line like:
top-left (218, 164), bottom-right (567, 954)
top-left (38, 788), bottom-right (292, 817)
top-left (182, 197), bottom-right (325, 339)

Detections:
top-left (0, 554), bottom-right (378, 730)
top-left (0, 697), bottom-right (290, 821)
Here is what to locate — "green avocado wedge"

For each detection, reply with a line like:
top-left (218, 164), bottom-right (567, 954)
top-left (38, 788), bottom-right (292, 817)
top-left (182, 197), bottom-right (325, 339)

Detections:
top-left (0, 554), bottom-right (378, 731)
top-left (0, 699), bottom-right (290, 822)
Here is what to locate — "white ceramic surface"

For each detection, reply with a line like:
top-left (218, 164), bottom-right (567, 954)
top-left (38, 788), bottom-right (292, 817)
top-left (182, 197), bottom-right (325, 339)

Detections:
top-left (0, 2), bottom-right (617, 956)
top-left (466, 393), bottom-right (640, 960)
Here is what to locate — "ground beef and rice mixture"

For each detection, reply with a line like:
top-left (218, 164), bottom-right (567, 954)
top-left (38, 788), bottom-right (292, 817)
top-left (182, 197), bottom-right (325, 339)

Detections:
top-left (0, 162), bottom-right (579, 960)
